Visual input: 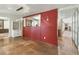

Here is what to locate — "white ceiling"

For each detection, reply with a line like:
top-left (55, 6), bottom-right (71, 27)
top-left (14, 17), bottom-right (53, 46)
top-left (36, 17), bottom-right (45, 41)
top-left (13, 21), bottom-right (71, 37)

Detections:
top-left (0, 4), bottom-right (75, 19)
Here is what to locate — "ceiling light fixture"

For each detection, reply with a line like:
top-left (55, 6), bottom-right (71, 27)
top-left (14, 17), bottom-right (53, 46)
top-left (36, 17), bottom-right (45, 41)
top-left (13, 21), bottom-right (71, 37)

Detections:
top-left (16, 7), bottom-right (23, 11)
top-left (8, 7), bottom-right (12, 10)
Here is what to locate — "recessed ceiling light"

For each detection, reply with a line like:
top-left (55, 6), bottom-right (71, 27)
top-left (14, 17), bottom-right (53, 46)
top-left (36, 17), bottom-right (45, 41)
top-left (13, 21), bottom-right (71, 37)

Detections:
top-left (8, 7), bottom-right (12, 10)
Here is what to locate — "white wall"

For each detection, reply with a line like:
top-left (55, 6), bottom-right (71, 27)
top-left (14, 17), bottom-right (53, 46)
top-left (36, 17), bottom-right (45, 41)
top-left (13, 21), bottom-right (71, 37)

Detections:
top-left (4, 20), bottom-right (9, 29)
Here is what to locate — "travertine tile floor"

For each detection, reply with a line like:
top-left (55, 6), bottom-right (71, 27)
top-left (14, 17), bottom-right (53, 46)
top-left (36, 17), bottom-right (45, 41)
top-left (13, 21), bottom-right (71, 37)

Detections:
top-left (0, 37), bottom-right (58, 55)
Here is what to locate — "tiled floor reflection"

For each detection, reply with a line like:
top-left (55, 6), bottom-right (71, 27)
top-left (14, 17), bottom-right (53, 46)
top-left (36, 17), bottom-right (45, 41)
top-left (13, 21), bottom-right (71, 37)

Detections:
top-left (0, 37), bottom-right (58, 55)
top-left (58, 31), bottom-right (78, 55)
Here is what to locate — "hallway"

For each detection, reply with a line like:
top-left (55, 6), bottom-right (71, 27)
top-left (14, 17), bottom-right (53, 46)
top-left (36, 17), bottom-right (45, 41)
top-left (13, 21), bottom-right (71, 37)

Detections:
top-left (58, 31), bottom-right (78, 55)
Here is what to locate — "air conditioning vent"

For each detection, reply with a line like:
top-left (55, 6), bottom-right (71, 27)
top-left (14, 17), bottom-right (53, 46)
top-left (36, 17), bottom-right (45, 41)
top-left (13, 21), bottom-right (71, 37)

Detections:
top-left (16, 7), bottom-right (23, 11)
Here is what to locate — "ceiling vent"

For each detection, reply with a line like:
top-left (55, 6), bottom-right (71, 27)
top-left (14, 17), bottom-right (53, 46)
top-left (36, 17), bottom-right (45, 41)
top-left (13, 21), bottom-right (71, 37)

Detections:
top-left (16, 7), bottom-right (23, 11)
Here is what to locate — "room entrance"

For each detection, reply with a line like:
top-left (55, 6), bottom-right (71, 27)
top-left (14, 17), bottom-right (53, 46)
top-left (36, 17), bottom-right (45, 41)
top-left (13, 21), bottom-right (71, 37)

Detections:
top-left (58, 7), bottom-right (79, 55)
top-left (0, 19), bottom-right (9, 45)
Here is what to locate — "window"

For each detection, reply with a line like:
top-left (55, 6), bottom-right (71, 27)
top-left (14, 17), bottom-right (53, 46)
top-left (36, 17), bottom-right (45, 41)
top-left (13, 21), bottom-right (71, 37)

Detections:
top-left (25, 14), bottom-right (40, 27)
top-left (0, 20), bottom-right (4, 29)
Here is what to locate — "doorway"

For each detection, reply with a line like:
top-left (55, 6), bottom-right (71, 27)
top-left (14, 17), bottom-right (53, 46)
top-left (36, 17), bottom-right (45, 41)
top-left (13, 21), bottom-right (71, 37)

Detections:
top-left (0, 20), bottom-right (9, 46)
top-left (58, 8), bottom-right (78, 55)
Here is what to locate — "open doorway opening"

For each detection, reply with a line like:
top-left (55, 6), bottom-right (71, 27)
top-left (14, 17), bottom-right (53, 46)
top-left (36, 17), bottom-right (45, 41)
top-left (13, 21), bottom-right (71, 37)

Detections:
top-left (58, 7), bottom-right (78, 55)
top-left (0, 19), bottom-right (9, 45)
top-left (0, 20), bottom-right (9, 38)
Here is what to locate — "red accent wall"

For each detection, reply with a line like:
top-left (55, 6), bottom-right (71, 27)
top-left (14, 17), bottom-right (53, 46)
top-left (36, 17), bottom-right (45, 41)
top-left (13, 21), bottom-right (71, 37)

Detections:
top-left (23, 9), bottom-right (58, 46)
